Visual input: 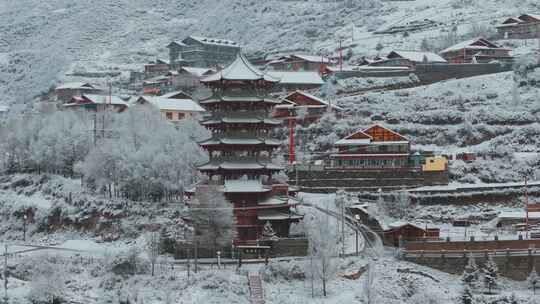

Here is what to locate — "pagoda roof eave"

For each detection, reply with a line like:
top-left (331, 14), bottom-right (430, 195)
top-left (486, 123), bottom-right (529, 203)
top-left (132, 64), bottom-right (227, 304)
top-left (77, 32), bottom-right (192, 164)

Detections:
top-left (200, 53), bottom-right (280, 83)
top-left (199, 138), bottom-right (281, 146)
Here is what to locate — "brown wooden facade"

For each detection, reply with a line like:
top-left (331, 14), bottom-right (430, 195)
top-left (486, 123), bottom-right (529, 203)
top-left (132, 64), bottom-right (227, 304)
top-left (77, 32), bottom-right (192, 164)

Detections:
top-left (330, 124), bottom-right (412, 170)
top-left (497, 14), bottom-right (540, 39)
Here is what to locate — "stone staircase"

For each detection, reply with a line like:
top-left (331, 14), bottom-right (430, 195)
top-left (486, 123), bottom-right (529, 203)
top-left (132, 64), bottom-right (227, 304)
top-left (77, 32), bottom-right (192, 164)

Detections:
top-left (248, 272), bottom-right (265, 304)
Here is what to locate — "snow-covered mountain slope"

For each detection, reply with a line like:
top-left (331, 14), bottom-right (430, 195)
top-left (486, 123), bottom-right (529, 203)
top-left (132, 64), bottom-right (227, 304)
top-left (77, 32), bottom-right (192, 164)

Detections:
top-left (1, 0), bottom-right (538, 107)
top-left (0, 0), bottom-right (379, 105)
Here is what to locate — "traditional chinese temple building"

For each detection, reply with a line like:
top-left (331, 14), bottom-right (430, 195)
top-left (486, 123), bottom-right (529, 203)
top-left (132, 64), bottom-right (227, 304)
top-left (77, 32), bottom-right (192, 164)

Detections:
top-left (330, 124), bottom-right (411, 169)
top-left (196, 54), bottom-right (302, 243)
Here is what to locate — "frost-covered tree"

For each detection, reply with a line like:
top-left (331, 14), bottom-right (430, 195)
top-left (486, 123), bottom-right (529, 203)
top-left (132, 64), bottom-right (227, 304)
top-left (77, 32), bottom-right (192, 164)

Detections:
top-left (146, 231), bottom-right (160, 276)
top-left (0, 110), bottom-right (92, 175)
top-left (28, 257), bottom-right (66, 304)
top-left (375, 41), bottom-right (383, 52)
top-left (483, 256), bottom-right (499, 294)
top-left (460, 286), bottom-right (474, 304)
top-left (462, 253), bottom-right (480, 289)
top-left (420, 38), bottom-right (434, 52)
top-left (306, 210), bottom-right (339, 297)
top-left (191, 185), bottom-right (236, 255)
top-left (394, 191), bottom-right (411, 219)
top-left (76, 106), bottom-right (206, 201)
top-left (528, 266), bottom-right (539, 294)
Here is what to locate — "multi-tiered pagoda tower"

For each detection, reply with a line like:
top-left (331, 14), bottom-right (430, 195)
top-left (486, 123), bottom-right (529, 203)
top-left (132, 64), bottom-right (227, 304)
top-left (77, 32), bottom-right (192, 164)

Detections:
top-left (197, 54), bottom-right (302, 243)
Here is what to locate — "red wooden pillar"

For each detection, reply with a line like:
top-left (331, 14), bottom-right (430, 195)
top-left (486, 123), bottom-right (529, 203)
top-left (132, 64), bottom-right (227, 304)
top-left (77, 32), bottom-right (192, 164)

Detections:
top-left (289, 118), bottom-right (295, 164)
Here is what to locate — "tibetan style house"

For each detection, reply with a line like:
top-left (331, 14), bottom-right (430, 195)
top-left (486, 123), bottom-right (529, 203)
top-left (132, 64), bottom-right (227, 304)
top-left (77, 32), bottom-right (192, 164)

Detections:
top-left (195, 54), bottom-right (303, 243)
top-left (273, 90), bottom-right (342, 123)
top-left (330, 124), bottom-right (410, 169)
top-left (63, 94), bottom-right (128, 113)
top-left (439, 38), bottom-right (513, 64)
top-left (167, 36), bottom-right (241, 68)
top-left (496, 14), bottom-right (540, 39)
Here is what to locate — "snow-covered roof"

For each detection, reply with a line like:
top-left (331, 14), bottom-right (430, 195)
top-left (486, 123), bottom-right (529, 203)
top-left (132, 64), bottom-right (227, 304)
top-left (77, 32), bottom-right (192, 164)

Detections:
top-left (224, 180), bottom-right (270, 193)
top-left (168, 41), bottom-right (187, 47)
top-left (388, 50), bottom-right (447, 63)
top-left (290, 54), bottom-right (331, 64)
top-left (439, 38), bottom-right (509, 54)
top-left (266, 71), bottom-right (324, 85)
top-left (335, 138), bottom-right (371, 146)
top-left (186, 35), bottom-right (240, 48)
top-left (202, 54), bottom-right (279, 82)
top-left (56, 82), bottom-right (96, 90)
top-left (526, 13), bottom-right (540, 20)
top-left (82, 94), bottom-right (128, 106)
top-left (180, 67), bottom-right (215, 78)
top-left (160, 90), bottom-right (192, 99)
top-left (259, 196), bottom-right (297, 206)
top-left (497, 211), bottom-right (540, 220)
top-left (258, 209), bottom-right (303, 220)
top-left (283, 90), bottom-right (343, 110)
top-left (201, 137), bottom-right (280, 146)
top-left (137, 96), bottom-right (205, 112)
top-left (388, 221), bottom-right (426, 230)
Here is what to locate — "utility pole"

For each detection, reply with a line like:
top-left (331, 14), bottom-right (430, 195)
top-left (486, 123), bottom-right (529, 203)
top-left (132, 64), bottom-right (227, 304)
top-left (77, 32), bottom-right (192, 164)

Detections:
top-left (194, 238), bottom-right (198, 274)
top-left (3, 245), bottom-right (7, 304)
top-left (525, 176), bottom-right (529, 239)
top-left (22, 214), bottom-right (27, 243)
top-left (341, 193), bottom-right (345, 256)
top-left (339, 39), bottom-right (343, 72)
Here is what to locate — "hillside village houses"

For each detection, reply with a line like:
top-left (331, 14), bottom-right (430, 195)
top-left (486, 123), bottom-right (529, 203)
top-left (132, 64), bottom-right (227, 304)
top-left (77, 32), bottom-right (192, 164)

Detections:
top-left (266, 54), bottom-right (333, 72)
top-left (134, 95), bottom-right (206, 122)
top-left (144, 59), bottom-right (171, 79)
top-left (55, 82), bottom-right (103, 103)
top-left (439, 37), bottom-right (513, 64)
top-left (272, 90), bottom-right (342, 123)
top-left (173, 67), bottom-right (215, 90)
top-left (369, 50), bottom-right (447, 67)
top-left (167, 35), bottom-right (241, 68)
top-left (266, 71), bottom-right (325, 91)
top-left (496, 13), bottom-right (540, 39)
top-left (63, 94), bottom-right (129, 113)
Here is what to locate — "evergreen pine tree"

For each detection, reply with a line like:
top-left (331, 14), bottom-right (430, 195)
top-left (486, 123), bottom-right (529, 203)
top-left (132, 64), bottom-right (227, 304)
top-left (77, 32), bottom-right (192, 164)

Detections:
top-left (483, 256), bottom-right (499, 294)
top-left (527, 266), bottom-right (539, 294)
top-left (460, 286), bottom-right (473, 304)
top-left (462, 254), bottom-right (480, 289)
top-left (375, 41), bottom-right (383, 52)
top-left (420, 38), bottom-right (432, 52)
top-left (508, 293), bottom-right (518, 304)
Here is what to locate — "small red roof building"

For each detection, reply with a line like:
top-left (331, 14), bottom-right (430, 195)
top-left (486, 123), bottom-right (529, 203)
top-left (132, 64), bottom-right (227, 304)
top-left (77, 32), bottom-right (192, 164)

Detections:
top-left (439, 37), bottom-right (512, 64)
top-left (496, 13), bottom-right (540, 39)
top-left (273, 90), bottom-right (342, 123)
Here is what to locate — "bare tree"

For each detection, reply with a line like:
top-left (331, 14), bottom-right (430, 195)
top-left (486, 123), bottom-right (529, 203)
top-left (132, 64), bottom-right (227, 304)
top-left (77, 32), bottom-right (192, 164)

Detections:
top-left (191, 185), bottom-right (236, 257)
top-left (306, 210), bottom-right (339, 297)
top-left (528, 266), bottom-right (539, 294)
top-left (146, 231), bottom-right (159, 276)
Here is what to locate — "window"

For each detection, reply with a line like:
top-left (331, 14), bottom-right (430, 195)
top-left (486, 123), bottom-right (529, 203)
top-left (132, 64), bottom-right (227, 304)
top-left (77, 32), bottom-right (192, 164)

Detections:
top-left (178, 112), bottom-right (185, 119)
top-left (165, 112), bottom-right (173, 120)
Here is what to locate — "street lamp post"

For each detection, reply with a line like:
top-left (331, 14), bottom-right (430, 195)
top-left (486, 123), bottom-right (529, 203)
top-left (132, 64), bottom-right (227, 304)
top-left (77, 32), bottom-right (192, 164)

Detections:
top-left (23, 214), bottom-right (27, 243)
top-left (354, 214), bottom-right (360, 256)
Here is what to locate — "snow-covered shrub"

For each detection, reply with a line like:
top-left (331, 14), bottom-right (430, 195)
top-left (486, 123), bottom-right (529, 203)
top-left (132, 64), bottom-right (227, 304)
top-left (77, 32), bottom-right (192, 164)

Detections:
top-left (108, 248), bottom-right (149, 277)
top-left (28, 256), bottom-right (66, 304)
top-left (262, 260), bottom-right (306, 283)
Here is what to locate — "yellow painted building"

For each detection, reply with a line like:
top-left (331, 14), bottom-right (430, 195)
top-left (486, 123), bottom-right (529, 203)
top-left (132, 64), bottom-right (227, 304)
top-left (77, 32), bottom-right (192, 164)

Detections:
top-left (422, 156), bottom-right (448, 172)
